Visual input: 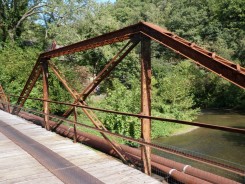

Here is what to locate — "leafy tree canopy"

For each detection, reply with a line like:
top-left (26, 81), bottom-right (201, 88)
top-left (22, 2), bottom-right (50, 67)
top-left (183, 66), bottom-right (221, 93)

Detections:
top-left (0, 0), bottom-right (244, 141)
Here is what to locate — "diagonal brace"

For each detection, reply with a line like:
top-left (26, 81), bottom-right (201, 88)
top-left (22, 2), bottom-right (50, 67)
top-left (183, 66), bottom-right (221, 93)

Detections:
top-left (62, 38), bottom-right (140, 117)
top-left (81, 38), bottom-right (140, 101)
top-left (12, 58), bottom-right (43, 115)
top-left (0, 85), bottom-right (8, 111)
top-left (49, 62), bottom-right (129, 163)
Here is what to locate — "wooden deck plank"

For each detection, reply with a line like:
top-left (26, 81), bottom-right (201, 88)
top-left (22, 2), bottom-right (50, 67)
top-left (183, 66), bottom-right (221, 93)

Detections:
top-left (0, 132), bottom-right (63, 184)
top-left (0, 110), bottom-right (162, 184)
top-left (0, 173), bottom-right (63, 184)
top-left (83, 162), bottom-right (128, 178)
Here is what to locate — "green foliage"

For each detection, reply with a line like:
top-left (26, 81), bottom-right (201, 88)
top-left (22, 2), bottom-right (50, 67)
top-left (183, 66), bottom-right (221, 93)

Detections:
top-left (190, 70), bottom-right (245, 109)
top-left (160, 0), bottom-right (245, 109)
top-left (153, 61), bottom-right (198, 121)
top-left (151, 61), bottom-right (199, 138)
top-left (47, 72), bottom-right (73, 114)
top-left (0, 0), bottom-right (44, 42)
top-left (0, 43), bottom-right (42, 109)
top-left (164, 0), bottom-right (208, 43)
top-left (97, 79), bottom-right (141, 146)
top-left (96, 61), bottom-right (199, 145)
top-left (0, 0), bottom-right (244, 144)
top-left (0, 43), bottom-right (39, 92)
top-left (0, 43), bottom-right (72, 113)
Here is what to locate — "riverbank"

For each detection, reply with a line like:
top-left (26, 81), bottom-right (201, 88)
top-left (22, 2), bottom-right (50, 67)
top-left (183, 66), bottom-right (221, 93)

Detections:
top-left (171, 125), bottom-right (199, 136)
top-left (154, 108), bottom-right (245, 138)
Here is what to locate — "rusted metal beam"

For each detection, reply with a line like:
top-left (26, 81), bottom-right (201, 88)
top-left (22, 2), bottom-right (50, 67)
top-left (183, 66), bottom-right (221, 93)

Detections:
top-left (73, 107), bottom-right (78, 143)
top-left (140, 36), bottom-right (152, 175)
top-left (40, 22), bottom-right (245, 89)
top-left (6, 93), bottom-right (245, 135)
top-left (62, 39), bottom-right (140, 118)
top-left (49, 62), bottom-right (79, 99)
top-left (79, 102), bottom-right (129, 164)
top-left (62, 105), bottom-right (75, 118)
top-left (49, 61), bottom-right (128, 163)
top-left (7, 96), bottom-right (10, 113)
top-left (41, 60), bottom-right (50, 130)
top-left (17, 109), bottom-right (244, 182)
top-left (139, 22), bottom-right (245, 89)
top-left (12, 105), bottom-right (245, 176)
top-left (9, 21), bottom-right (245, 184)
top-left (81, 38), bottom-right (140, 101)
top-left (12, 59), bottom-right (42, 115)
top-left (49, 62), bottom-right (76, 118)
top-left (40, 28), bottom-right (141, 59)
top-left (52, 39), bottom-right (142, 164)
top-left (0, 85), bottom-right (8, 111)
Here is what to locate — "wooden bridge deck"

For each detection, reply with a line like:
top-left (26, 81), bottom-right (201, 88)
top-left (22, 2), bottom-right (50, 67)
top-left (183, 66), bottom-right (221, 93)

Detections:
top-left (0, 110), bottom-right (161, 184)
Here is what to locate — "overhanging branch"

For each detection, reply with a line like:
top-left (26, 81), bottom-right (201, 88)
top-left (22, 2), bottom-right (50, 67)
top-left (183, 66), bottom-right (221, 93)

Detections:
top-left (15, 4), bottom-right (46, 30)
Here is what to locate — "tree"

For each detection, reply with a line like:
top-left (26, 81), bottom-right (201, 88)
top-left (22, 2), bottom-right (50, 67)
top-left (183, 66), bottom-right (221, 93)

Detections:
top-left (97, 61), bottom-right (199, 144)
top-left (0, 0), bottom-right (244, 141)
top-left (0, 0), bottom-right (45, 42)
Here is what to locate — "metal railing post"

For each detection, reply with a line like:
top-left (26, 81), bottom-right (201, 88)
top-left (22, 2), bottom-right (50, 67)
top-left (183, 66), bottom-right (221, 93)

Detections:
top-left (7, 96), bottom-right (10, 113)
top-left (73, 107), bottom-right (78, 143)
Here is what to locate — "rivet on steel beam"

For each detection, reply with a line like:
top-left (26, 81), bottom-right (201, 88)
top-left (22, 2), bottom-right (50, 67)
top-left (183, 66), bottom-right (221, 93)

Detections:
top-left (190, 43), bottom-right (195, 48)
top-left (236, 64), bottom-right (241, 72)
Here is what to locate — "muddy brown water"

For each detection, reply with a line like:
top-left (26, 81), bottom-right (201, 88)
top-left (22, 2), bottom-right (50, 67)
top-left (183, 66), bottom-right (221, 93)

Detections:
top-left (153, 110), bottom-right (245, 182)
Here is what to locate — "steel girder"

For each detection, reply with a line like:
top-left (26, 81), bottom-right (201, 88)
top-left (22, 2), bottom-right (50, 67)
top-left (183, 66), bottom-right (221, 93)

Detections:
top-left (12, 22), bottom-right (245, 176)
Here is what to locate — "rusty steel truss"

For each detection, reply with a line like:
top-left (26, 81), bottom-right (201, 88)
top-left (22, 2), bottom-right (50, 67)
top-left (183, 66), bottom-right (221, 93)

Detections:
top-left (11, 22), bottom-right (245, 175)
top-left (0, 85), bottom-right (9, 112)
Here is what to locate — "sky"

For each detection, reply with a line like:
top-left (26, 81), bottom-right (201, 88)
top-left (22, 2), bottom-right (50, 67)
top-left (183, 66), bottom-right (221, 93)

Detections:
top-left (96, 0), bottom-right (116, 3)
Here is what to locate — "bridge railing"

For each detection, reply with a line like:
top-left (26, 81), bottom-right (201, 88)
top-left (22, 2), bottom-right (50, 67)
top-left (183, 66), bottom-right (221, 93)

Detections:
top-left (1, 93), bottom-right (244, 183)
top-left (1, 22), bottom-right (245, 183)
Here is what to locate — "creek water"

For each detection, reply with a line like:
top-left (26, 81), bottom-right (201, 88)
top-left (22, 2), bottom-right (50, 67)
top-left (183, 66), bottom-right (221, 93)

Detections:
top-left (153, 110), bottom-right (245, 182)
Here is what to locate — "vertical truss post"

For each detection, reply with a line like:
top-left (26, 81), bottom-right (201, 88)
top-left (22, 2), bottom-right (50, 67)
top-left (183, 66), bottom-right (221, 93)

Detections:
top-left (41, 59), bottom-right (50, 130)
top-left (140, 36), bottom-right (151, 175)
top-left (73, 107), bottom-right (78, 143)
